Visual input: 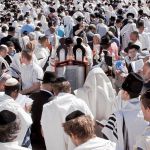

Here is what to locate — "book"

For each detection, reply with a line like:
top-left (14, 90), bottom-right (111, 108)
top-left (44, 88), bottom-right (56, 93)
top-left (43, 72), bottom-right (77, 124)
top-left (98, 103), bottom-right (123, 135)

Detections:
top-left (131, 59), bottom-right (144, 73)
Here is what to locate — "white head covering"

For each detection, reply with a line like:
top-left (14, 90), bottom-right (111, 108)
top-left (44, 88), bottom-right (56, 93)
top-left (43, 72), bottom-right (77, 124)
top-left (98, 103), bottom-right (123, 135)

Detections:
top-left (75, 67), bottom-right (116, 120)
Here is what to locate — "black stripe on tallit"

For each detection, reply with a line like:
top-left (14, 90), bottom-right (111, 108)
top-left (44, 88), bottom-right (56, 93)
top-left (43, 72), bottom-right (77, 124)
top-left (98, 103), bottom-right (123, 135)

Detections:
top-left (105, 125), bottom-right (118, 139)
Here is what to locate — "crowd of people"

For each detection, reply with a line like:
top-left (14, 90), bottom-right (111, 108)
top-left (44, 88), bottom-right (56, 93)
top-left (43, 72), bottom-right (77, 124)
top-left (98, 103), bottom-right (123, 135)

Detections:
top-left (0, 0), bottom-right (150, 150)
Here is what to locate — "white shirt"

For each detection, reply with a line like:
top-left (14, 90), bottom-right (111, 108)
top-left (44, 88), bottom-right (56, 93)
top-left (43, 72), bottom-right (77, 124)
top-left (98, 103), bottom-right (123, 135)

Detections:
top-left (41, 93), bottom-right (93, 150)
top-left (20, 62), bottom-right (43, 90)
top-left (74, 137), bottom-right (116, 150)
top-left (0, 141), bottom-right (31, 150)
top-left (96, 23), bottom-right (108, 37)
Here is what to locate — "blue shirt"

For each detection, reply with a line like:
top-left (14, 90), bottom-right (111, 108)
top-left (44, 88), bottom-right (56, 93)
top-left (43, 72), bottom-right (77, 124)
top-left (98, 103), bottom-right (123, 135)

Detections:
top-left (21, 24), bottom-right (35, 34)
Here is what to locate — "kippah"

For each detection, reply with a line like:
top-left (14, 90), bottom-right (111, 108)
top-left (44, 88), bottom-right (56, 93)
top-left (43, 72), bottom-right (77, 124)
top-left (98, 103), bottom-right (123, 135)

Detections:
top-left (65, 110), bottom-right (85, 122)
top-left (5, 78), bottom-right (18, 86)
top-left (0, 110), bottom-right (16, 125)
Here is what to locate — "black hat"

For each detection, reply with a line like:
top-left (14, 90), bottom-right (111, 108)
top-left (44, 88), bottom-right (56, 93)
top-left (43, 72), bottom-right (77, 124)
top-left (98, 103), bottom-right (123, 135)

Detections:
top-left (76, 16), bottom-right (84, 22)
top-left (38, 71), bottom-right (56, 84)
top-left (65, 110), bottom-right (85, 122)
top-left (122, 73), bottom-right (144, 94)
top-left (124, 42), bottom-right (140, 53)
top-left (8, 26), bottom-right (15, 32)
top-left (0, 110), bottom-right (16, 125)
top-left (127, 13), bottom-right (135, 18)
top-left (101, 35), bottom-right (111, 46)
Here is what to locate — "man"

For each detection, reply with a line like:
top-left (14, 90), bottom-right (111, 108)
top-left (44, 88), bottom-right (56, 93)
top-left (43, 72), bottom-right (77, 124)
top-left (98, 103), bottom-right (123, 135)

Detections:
top-left (0, 110), bottom-right (31, 150)
top-left (134, 90), bottom-right (150, 150)
top-left (30, 71), bottom-right (56, 149)
top-left (63, 111), bottom-right (116, 150)
top-left (21, 19), bottom-right (35, 34)
top-left (114, 18), bottom-right (123, 44)
top-left (0, 26), bottom-right (22, 52)
top-left (96, 18), bottom-right (108, 37)
top-left (0, 78), bottom-right (32, 147)
top-left (130, 31), bottom-right (142, 50)
top-left (20, 50), bottom-right (43, 95)
top-left (137, 21), bottom-right (150, 51)
top-left (0, 45), bottom-right (9, 75)
top-left (102, 73), bottom-right (148, 150)
top-left (75, 67), bottom-right (115, 121)
top-left (41, 77), bottom-right (93, 150)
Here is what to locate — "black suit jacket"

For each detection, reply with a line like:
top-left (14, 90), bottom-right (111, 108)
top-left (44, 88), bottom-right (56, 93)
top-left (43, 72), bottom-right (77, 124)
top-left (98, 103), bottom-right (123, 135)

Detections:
top-left (0, 35), bottom-right (22, 52)
top-left (30, 90), bottom-right (53, 145)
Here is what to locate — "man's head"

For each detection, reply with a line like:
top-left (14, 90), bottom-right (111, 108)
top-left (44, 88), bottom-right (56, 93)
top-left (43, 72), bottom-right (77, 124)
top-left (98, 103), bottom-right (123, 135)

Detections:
top-left (20, 50), bottom-right (33, 64)
top-left (140, 90), bottom-right (150, 121)
top-left (4, 78), bottom-right (20, 100)
top-left (125, 43), bottom-right (139, 59)
top-left (121, 73), bottom-right (144, 100)
top-left (8, 26), bottom-right (15, 36)
top-left (0, 73), bottom-right (11, 91)
top-left (0, 110), bottom-right (20, 143)
top-left (63, 111), bottom-right (95, 146)
top-left (115, 18), bottom-right (123, 28)
top-left (0, 45), bottom-right (8, 58)
top-left (40, 71), bottom-right (56, 92)
top-left (6, 41), bottom-right (15, 55)
top-left (130, 31), bottom-right (139, 42)
top-left (52, 77), bottom-right (71, 95)
top-left (137, 21), bottom-right (144, 34)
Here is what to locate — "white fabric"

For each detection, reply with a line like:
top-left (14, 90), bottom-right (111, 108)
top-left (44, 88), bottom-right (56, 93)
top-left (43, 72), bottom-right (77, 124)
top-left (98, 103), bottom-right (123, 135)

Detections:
top-left (41, 93), bottom-right (93, 150)
top-left (102, 98), bottom-right (148, 150)
top-left (75, 67), bottom-right (115, 121)
top-left (134, 125), bottom-right (150, 150)
top-left (121, 23), bottom-right (137, 50)
top-left (0, 141), bottom-right (31, 150)
top-left (0, 93), bottom-right (32, 146)
top-left (74, 137), bottom-right (116, 150)
top-left (139, 32), bottom-right (150, 51)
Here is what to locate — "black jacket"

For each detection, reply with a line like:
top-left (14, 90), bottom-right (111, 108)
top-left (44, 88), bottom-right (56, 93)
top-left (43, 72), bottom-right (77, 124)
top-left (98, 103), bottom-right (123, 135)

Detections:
top-left (30, 90), bottom-right (53, 146)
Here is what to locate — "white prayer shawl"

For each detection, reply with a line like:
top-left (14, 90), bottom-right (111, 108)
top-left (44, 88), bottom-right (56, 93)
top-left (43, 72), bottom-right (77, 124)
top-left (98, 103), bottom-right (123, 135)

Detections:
top-left (0, 141), bottom-right (31, 150)
top-left (0, 94), bottom-right (32, 146)
top-left (139, 32), bottom-right (150, 51)
top-left (102, 98), bottom-right (148, 150)
top-left (75, 67), bottom-right (115, 121)
top-left (41, 93), bottom-right (93, 150)
top-left (121, 23), bottom-right (137, 50)
top-left (126, 5), bottom-right (138, 18)
top-left (134, 125), bottom-right (150, 150)
top-left (74, 137), bottom-right (116, 150)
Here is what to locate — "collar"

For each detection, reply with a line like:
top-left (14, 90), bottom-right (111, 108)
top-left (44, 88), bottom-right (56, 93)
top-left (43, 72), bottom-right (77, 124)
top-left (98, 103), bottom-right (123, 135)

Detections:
top-left (40, 89), bottom-right (53, 95)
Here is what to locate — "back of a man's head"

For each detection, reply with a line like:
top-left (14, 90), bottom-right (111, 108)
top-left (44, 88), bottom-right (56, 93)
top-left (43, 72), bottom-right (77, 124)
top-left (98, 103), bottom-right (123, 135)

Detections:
top-left (52, 77), bottom-right (71, 95)
top-left (0, 110), bottom-right (20, 143)
top-left (63, 112), bottom-right (95, 146)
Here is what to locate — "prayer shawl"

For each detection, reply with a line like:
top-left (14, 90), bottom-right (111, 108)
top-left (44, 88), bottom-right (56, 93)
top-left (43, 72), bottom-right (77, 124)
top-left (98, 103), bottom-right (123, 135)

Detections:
top-left (74, 137), bottom-right (116, 150)
top-left (0, 93), bottom-right (32, 146)
top-left (121, 22), bottom-right (137, 50)
top-left (134, 125), bottom-right (150, 150)
top-left (75, 67), bottom-right (115, 121)
top-left (41, 93), bottom-right (93, 150)
top-left (102, 98), bottom-right (148, 150)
